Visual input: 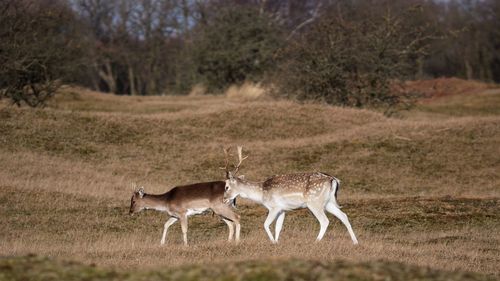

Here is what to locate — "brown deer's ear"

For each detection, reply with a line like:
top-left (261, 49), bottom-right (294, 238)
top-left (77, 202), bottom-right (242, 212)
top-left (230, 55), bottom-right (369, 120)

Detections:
top-left (138, 187), bottom-right (145, 198)
top-left (237, 175), bottom-right (245, 180)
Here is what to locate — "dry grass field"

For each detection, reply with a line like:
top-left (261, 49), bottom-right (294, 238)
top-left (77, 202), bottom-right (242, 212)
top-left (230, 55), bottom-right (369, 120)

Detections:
top-left (0, 79), bottom-right (499, 280)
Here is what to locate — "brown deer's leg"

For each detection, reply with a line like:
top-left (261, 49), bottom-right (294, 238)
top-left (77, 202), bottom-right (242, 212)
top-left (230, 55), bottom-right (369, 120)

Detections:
top-left (179, 215), bottom-right (188, 246)
top-left (222, 218), bottom-right (234, 241)
top-left (160, 217), bottom-right (178, 245)
top-left (213, 205), bottom-right (241, 243)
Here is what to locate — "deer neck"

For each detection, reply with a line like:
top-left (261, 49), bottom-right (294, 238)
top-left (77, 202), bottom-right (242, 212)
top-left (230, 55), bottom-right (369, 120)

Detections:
top-left (141, 194), bottom-right (170, 212)
top-left (236, 179), bottom-right (264, 204)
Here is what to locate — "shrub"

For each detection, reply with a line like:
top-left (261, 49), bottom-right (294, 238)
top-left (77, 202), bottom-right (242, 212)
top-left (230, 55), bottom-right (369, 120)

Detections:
top-left (272, 6), bottom-right (431, 113)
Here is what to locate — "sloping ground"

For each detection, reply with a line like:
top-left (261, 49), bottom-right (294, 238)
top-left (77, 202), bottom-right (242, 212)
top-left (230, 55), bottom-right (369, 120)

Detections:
top-left (404, 77), bottom-right (495, 101)
top-left (0, 84), bottom-right (499, 277)
top-left (0, 255), bottom-right (494, 281)
top-left (413, 91), bottom-right (500, 116)
top-left (0, 90), bottom-right (498, 198)
top-left (401, 78), bottom-right (500, 117)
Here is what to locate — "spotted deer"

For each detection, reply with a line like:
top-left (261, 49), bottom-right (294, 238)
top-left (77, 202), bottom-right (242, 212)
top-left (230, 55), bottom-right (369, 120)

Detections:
top-left (222, 146), bottom-right (358, 244)
top-left (129, 181), bottom-right (240, 246)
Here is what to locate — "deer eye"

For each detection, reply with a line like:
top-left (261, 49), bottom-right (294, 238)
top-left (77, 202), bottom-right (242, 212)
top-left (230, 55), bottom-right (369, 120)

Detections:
top-left (225, 186), bottom-right (230, 191)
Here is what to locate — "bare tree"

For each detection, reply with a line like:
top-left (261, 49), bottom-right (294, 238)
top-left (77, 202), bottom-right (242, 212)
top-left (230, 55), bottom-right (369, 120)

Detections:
top-left (73, 0), bottom-right (119, 93)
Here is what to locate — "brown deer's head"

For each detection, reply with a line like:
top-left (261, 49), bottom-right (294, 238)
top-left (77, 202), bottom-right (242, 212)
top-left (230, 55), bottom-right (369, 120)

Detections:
top-left (129, 187), bottom-right (146, 215)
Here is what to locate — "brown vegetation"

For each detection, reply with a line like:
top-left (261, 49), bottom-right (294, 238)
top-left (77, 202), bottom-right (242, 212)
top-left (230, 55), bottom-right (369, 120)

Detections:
top-left (0, 84), bottom-right (499, 278)
top-left (402, 78), bottom-right (500, 117)
top-left (404, 78), bottom-right (497, 101)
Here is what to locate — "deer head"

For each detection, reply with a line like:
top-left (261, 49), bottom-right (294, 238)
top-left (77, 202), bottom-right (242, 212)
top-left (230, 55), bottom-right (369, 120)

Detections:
top-left (129, 187), bottom-right (146, 215)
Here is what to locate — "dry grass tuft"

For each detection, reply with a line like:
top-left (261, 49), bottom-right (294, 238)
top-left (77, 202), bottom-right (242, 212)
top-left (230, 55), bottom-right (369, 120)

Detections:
top-left (225, 82), bottom-right (267, 99)
top-left (188, 84), bottom-right (207, 96)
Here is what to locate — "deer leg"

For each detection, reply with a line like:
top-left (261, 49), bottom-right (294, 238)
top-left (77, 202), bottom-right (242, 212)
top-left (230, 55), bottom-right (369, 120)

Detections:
top-left (326, 203), bottom-right (359, 245)
top-left (222, 219), bottom-right (234, 241)
top-left (264, 208), bottom-right (281, 243)
top-left (308, 204), bottom-right (329, 241)
top-left (213, 205), bottom-right (241, 243)
top-left (160, 217), bottom-right (178, 245)
top-left (235, 220), bottom-right (241, 243)
top-left (180, 215), bottom-right (188, 246)
top-left (274, 211), bottom-right (286, 242)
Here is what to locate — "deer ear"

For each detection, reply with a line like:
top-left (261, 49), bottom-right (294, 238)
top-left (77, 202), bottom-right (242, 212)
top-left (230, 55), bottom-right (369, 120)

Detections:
top-left (228, 171), bottom-right (234, 179)
top-left (238, 175), bottom-right (245, 179)
top-left (138, 187), bottom-right (145, 198)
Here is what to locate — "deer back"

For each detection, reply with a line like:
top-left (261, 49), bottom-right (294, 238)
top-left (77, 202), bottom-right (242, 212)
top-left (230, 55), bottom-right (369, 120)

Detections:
top-left (166, 181), bottom-right (226, 209)
top-left (263, 172), bottom-right (333, 193)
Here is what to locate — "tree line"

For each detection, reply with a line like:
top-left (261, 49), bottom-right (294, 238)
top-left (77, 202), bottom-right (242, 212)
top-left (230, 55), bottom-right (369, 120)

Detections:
top-left (1, 0), bottom-right (499, 109)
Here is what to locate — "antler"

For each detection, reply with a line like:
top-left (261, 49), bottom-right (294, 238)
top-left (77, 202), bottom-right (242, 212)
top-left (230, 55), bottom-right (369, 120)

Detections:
top-left (220, 147), bottom-right (231, 178)
top-left (220, 146), bottom-right (248, 178)
top-left (233, 146), bottom-right (248, 175)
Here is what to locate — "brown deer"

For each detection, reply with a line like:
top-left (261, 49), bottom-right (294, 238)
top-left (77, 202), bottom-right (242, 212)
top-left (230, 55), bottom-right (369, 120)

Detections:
top-left (129, 181), bottom-right (240, 246)
top-left (222, 146), bottom-right (358, 244)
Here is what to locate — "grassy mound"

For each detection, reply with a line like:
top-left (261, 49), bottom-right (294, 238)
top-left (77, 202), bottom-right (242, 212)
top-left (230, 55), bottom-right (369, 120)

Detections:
top-left (0, 89), bottom-right (498, 196)
top-left (0, 255), bottom-right (493, 281)
top-left (404, 77), bottom-right (495, 100)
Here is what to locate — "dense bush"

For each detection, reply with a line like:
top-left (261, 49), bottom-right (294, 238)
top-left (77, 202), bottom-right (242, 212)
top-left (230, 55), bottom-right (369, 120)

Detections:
top-left (271, 6), bottom-right (431, 112)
